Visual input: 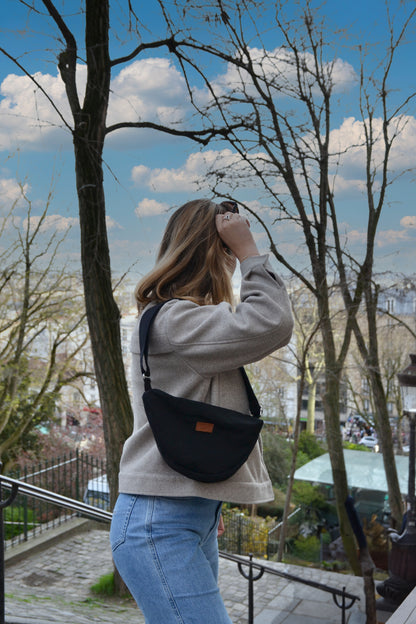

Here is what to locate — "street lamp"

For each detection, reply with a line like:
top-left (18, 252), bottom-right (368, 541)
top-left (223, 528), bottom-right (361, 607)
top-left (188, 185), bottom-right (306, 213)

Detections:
top-left (376, 353), bottom-right (416, 610)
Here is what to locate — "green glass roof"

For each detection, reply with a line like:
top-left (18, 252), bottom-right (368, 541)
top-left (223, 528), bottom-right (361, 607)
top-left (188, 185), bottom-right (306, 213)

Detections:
top-left (294, 449), bottom-right (412, 494)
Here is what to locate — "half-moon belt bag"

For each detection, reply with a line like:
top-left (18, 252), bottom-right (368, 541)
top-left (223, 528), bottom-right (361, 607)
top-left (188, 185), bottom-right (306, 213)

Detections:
top-left (139, 301), bottom-right (263, 483)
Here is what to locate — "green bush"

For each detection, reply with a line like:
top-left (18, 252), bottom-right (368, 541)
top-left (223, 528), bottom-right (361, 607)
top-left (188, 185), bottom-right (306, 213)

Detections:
top-left (297, 431), bottom-right (326, 459)
top-left (291, 481), bottom-right (329, 511)
top-left (291, 535), bottom-right (321, 563)
top-left (295, 449), bottom-right (310, 469)
top-left (261, 430), bottom-right (292, 488)
top-left (343, 441), bottom-right (371, 452)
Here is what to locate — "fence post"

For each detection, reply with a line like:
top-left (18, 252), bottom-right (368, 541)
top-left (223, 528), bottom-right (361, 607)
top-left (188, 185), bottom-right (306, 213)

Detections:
top-left (76, 450), bottom-right (80, 501)
top-left (23, 466), bottom-right (28, 542)
top-left (237, 553), bottom-right (265, 624)
top-left (0, 467), bottom-right (19, 624)
top-left (1, 476), bottom-right (5, 624)
top-left (23, 497), bottom-right (28, 542)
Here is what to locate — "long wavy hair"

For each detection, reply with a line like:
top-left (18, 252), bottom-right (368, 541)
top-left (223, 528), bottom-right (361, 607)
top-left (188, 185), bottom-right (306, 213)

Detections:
top-left (135, 199), bottom-right (236, 310)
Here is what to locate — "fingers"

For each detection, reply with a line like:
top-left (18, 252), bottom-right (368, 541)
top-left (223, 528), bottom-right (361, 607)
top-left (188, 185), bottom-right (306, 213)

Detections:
top-left (215, 212), bottom-right (257, 259)
top-left (215, 212), bottom-right (250, 235)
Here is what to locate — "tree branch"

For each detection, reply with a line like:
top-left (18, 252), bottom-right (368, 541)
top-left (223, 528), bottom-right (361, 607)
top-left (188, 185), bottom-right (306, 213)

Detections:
top-left (41, 0), bottom-right (81, 117)
top-left (105, 120), bottom-right (246, 144)
top-left (110, 36), bottom-right (181, 67)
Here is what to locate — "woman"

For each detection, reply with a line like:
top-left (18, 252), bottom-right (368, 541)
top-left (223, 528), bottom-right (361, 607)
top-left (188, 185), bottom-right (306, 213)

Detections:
top-left (110, 199), bottom-right (294, 623)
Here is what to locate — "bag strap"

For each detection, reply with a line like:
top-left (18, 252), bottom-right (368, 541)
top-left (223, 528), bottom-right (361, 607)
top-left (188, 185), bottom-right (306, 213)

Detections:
top-left (139, 301), bottom-right (167, 389)
top-left (139, 301), bottom-right (262, 419)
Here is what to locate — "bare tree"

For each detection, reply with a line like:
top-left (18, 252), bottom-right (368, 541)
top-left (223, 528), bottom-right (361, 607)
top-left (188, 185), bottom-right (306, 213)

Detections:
top-left (0, 185), bottom-right (92, 471)
top-left (335, 13), bottom-right (416, 527)
top-left (154, 0), bottom-right (416, 568)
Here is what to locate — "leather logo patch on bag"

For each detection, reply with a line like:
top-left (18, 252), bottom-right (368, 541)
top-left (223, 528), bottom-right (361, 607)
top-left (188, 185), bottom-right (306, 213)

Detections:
top-left (195, 421), bottom-right (214, 433)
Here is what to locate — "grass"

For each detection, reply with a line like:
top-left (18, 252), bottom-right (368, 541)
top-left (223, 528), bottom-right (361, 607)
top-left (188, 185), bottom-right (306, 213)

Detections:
top-left (90, 572), bottom-right (132, 600)
top-left (91, 572), bottom-right (115, 596)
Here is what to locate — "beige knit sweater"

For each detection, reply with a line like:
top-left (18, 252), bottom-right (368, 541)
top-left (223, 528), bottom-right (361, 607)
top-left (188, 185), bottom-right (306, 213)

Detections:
top-left (118, 254), bottom-right (294, 504)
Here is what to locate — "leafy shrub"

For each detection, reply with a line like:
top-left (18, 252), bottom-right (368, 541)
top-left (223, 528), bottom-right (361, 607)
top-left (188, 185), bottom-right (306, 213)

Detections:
top-left (291, 481), bottom-right (329, 511)
top-left (261, 430), bottom-right (292, 488)
top-left (291, 535), bottom-right (321, 563)
top-left (297, 431), bottom-right (326, 459)
top-left (295, 449), bottom-right (310, 469)
top-left (343, 441), bottom-right (371, 452)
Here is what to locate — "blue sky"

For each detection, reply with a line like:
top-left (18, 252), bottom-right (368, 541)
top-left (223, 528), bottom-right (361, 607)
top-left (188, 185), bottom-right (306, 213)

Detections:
top-left (0, 0), bottom-right (415, 282)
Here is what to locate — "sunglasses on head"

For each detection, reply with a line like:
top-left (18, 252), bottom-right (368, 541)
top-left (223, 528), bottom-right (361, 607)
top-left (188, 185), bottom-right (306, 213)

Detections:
top-left (217, 200), bottom-right (239, 214)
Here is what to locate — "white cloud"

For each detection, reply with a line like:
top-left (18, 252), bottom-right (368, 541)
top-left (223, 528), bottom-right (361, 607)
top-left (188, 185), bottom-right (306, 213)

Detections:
top-left (106, 59), bottom-right (189, 149)
top-left (108, 59), bottom-right (186, 124)
top-left (106, 215), bottom-right (123, 229)
top-left (135, 198), bottom-right (169, 217)
top-left (22, 214), bottom-right (78, 233)
top-left (0, 70), bottom-right (76, 149)
top-left (340, 224), bottom-right (415, 249)
top-left (131, 165), bottom-right (151, 186)
top-left (345, 229), bottom-right (368, 245)
top-left (329, 115), bottom-right (416, 175)
top-left (131, 149), bottom-right (256, 193)
top-left (211, 46), bottom-right (357, 100)
top-left (0, 177), bottom-right (30, 207)
top-left (376, 228), bottom-right (414, 247)
top-left (328, 174), bottom-right (369, 196)
top-left (401, 216), bottom-right (416, 229)
top-left (0, 59), bottom-right (189, 151)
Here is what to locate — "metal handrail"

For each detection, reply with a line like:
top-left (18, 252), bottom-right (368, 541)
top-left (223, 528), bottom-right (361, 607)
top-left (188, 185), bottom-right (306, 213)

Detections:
top-left (0, 475), bottom-right (360, 624)
top-left (0, 475), bottom-right (111, 523)
top-left (268, 506), bottom-right (301, 537)
top-left (220, 550), bottom-right (358, 601)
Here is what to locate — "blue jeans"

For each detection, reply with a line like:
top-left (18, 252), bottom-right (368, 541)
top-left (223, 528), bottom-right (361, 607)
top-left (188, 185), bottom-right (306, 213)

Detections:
top-left (110, 494), bottom-right (233, 624)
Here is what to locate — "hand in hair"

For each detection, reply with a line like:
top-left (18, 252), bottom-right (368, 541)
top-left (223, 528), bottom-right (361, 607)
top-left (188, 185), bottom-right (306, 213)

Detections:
top-left (215, 213), bottom-right (259, 262)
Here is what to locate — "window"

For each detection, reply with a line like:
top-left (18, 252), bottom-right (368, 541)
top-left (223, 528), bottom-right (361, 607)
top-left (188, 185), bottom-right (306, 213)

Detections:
top-left (362, 378), bottom-right (370, 393)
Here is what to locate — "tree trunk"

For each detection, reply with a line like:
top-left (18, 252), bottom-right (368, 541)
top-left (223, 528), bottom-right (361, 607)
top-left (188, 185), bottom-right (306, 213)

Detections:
top-left (72, 1), bottom-right (133, 596)
top-left (72, 0), bottom-right (133, 512)
top-left (306, 382), bottom-right (316, 434)
top-left (75, 153), bottom-right (133, 507)
top-left (318, 305), bottom-right (361, 575)
top-left (369, 371), bottom-right (403, 527)
top-left (323, 366), bottom-right (360, 575)
top-left (351, 282), bottom-right (403, 528)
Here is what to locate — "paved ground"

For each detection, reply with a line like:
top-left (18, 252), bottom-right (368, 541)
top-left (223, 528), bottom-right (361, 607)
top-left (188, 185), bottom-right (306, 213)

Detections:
top-left (4, 521), bottom-right (369, 624)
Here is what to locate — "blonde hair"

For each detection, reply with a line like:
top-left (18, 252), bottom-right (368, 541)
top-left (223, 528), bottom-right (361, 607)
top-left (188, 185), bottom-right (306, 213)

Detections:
top-left (135, 199), bottom-right (235, 310)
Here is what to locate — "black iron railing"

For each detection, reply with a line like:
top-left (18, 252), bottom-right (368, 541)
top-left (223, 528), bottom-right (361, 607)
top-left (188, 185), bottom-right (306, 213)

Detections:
top-left (0, 475), bottom-right (360, 624)
top-left (5, 452), bottom-right (106, 547)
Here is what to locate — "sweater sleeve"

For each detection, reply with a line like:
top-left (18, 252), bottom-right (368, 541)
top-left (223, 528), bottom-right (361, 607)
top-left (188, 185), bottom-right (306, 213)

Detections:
top-left (156, 254), bottom-right (294, 377)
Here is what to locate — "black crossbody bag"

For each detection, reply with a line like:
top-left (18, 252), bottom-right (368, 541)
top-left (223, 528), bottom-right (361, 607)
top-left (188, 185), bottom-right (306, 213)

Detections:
top-left (139, 301), bottom-right (263, 483)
